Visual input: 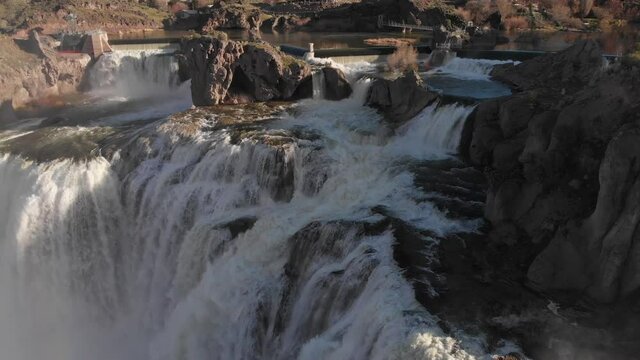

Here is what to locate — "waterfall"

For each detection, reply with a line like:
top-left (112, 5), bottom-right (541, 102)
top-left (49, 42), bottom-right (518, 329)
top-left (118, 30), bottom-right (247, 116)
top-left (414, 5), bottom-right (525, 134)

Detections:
top-left (429, 58), bottom-right (518, 80)
top-left (390, 103), bottom-right (474, 159)
top-left (312, 69), bottom-right (326, 100)
top-left (0, 69), bottom-right (503, 359)
top-left (88, 50), bottom-right (182, 100)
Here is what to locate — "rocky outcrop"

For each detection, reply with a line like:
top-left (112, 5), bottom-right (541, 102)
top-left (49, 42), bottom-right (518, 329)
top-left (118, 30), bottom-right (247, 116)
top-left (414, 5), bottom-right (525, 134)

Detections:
top-left (462, 40), bottom-right (640, 305)
top-left (491, 40), bottom-right (605, 92)
top-left (322, 67), bottom-right (352, 101)
top-left (179, 35), bottom-right (312, 106)
top-left (297, 0), bottom-right (464, 32)
top-left (263, 15), bottom-right (311, 32)
top-left (201, 3), bottom-right (264, 32)
top-left (0, 31), bottom-right (90, 109)
top-left (366, 71), bottom-right (439, 123)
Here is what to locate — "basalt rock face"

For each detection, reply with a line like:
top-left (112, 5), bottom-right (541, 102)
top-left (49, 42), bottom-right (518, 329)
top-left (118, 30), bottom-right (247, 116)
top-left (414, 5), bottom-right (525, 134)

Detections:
top-left (201, 3), bottom-right (264, 31)
top-left (0, 100), bottom-right (17, 125)
top-left (462, 40), bottom-right (640, 305)
top-left (301, 0), bottom-right (464, 32)
top-left (322, 67), bottom-right (352, 101)
top-left (0, 31), bottom-right (90, 109)
top-left (180, 36), bottom-right (312, 106)
top-left (366, 70), bottom-right (439, 123)
top-left (491, 40), bottom-right (604, 92)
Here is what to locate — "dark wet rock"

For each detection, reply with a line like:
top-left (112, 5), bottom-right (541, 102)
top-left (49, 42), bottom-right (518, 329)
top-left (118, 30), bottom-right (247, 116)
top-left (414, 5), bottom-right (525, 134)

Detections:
top-left (262, 15), bottom-right (311, 32)
top-left (454, 40), bottom-right (640, 358)
top-left (468, 28), bottom-right (510, 48)
top-left (485, 11), bottom-right (502, 30)
top-left (180, 35), bottom-right (311, 106)
top-left (0, 100), bottom-right (17, 124)
top-left (495, 353), bottom-right (525, 360)
top-left (40, 115), bottom-right (69, 127)
top-left (300, 0), bottom-right (464, 32)
top-left (462, 40), bottom-right (640, 305)
top-left (322, 67), bottom-right (352, 101)
top-left (217, 217), bottom-right (258, 239)
top-left (366, 70), bottom-right (439, 124)
top-left (428, 49), bottom-right (455, 67)
top-left (491, 40), bottom-right (604, 93)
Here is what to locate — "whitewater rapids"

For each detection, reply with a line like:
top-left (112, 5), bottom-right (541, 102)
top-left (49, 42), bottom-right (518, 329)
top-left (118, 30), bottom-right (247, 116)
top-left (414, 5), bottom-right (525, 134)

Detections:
top-left (0, 52), bottom-right (515, 360)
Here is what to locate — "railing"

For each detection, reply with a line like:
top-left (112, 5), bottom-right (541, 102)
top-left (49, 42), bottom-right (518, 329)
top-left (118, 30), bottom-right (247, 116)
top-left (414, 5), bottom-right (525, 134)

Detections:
top-left (383, 20), bottom-right (434, 31)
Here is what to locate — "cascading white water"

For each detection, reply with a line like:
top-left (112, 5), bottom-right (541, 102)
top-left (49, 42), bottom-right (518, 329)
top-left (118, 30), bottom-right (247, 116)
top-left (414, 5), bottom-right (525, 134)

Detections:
top-left (88, 50), bottom-right (182, 100)
top-left (312, 69), bottom-right (326, 100)
top-left (429, 58), bottom-right (517, 80)
top-left (0, 66), bottom-right (509, 360)
top-left (391, 103), bottom-right (473, 158)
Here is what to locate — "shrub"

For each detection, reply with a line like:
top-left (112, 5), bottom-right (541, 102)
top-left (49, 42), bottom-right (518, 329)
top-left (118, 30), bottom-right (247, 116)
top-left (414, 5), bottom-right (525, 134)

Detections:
top-left (454, 7), bottom-right (472, 22)
top-left (0, 0), bottom-right (28, 32)
top-left (621, 42), bottom-right (640, 68)
top-left (496, 0), bottom-right (515, 18)
top-left (503, 16), bottom-right (529, 31)
top-left (592, 6), bottom-right (612, 20)
top-left (550, 3), bottom-right (583, 29)
top-left (464, 0), bottom-right (492, 24)
top-left (606, 0), bottom-right (624, 19)
top-left (387, 44), bottom-right (418, 72)
top-left (170, 2), bottom-right (190, 13)
top-left (150, 0), bottom-right (168, 10)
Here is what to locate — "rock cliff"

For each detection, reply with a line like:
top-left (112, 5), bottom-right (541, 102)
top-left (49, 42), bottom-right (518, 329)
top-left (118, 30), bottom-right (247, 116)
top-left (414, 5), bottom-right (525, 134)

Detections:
top-left (179, 35), bottom-right (312, 106)
top-left (200, 3), bottom-right (264, 32)
top-left (366, 71), bottom-right (439, 124)
top-left (462, 40), bottom-right (640, 305)
top-left (0, 31), bottom-right (90, 110)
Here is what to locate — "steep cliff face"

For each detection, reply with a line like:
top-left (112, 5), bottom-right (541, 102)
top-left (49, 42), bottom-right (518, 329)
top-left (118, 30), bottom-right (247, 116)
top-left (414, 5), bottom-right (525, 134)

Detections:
top-left (179, 35), bottom-right (312, 106)
top-left (462, 40), bottom-right (640, 304)
top-left (0, 32), bottom-right (90, 110)
top-left (303, 0), bottom-right (464, 32)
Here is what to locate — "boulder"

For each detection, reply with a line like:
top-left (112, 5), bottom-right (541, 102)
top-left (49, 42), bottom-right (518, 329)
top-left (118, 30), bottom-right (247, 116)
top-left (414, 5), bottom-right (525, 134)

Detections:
top-left (180, 35), bottom-right (312, 106)
top-left (366, 70), bottom-right (439, 124)
top-left (322, 67), bottom-right (352, 101)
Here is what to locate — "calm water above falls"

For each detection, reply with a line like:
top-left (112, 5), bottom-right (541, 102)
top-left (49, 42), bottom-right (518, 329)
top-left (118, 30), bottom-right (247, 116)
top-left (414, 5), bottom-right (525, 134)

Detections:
top-left (0, 52), bottom-right (517, 360)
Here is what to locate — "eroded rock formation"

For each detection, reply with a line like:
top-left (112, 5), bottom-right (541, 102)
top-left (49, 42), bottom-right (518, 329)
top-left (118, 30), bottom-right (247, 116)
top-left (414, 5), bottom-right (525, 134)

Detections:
top-left (179, 35), bottom-right (312, 106)
top-left (0, 31), bottom-right (90, 109)
top-left (366, 70), bottom-right (438, 123)
top-left (322, 67), bottom-right (352, 101)
top-left (200, 3), bottom-right (264, 32)
top-left (462, 40), bottom-right (640, 304)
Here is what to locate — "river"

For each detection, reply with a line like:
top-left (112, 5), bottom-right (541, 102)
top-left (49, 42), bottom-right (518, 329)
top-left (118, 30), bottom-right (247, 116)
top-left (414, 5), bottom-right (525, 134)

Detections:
top-left (0, 50), bottom-right (520, 360)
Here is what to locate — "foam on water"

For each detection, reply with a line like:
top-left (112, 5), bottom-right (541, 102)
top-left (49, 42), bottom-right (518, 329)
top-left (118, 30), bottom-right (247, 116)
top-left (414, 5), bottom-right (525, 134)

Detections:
top-left (88, 50), bottom-right (182, 100)
top-left (429, 57), bottom-right (518, 80)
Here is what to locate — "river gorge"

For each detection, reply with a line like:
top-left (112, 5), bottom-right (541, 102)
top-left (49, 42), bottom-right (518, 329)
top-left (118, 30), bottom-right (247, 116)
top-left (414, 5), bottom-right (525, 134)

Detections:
top-left (1, 32), bottom-right (640, 360)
